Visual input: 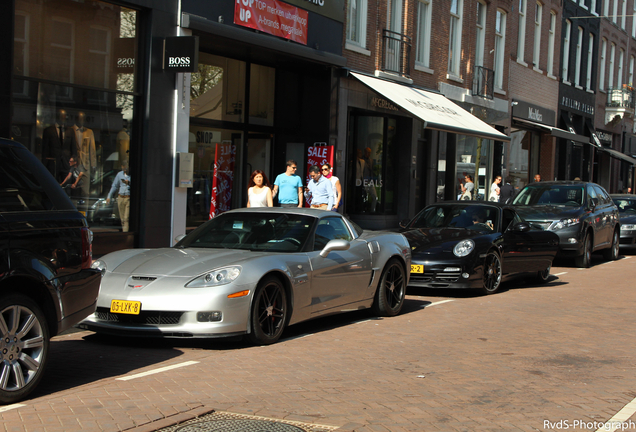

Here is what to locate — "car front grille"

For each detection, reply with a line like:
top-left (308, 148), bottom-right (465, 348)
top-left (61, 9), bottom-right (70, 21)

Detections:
top-left (95, 307), bottom-right (183, 325)
top-left (410, 271), bottom-right (461, 286)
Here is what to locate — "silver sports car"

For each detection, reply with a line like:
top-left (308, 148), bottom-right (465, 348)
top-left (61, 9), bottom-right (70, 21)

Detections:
top-left (79, 208), bottom-right (411, 345)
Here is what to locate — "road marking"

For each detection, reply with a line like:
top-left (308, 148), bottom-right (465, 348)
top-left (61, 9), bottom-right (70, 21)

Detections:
top-left (553, 272), bottom-right (568, 276)
top-left (0, 404), bottom-right (25, 413)
top-left (116, 361), bottom-right (199, 381)
top-left (595, 395), bottom-right (636, 432)
top-left (422, 300), bottom-right (455, 308)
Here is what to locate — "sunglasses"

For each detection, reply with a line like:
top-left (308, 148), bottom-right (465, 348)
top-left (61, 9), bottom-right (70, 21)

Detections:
top-left (290, 166), bottom-right (297, 169)
top-left (322, 168), bottom-right (329, 171)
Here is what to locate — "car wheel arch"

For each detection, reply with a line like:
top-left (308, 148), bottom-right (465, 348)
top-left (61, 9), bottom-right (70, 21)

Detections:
top-left (247, 270), bottom-right (293, 335)
top-left (0, 275), bottom-right (59, 337)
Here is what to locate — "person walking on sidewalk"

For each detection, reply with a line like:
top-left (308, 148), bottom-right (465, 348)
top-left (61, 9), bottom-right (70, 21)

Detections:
top-left (272, 160), bottom-right (303, 208)
top-left (107, 160), bottom-right (131, 232)
top-left (304, 165), bottom-right (334, 210)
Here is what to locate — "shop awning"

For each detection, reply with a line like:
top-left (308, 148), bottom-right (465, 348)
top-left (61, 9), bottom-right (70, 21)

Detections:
top-left (351, 72), bottom-right (510, 142)
top-left (513, 118), bottom-right (591, 144)
top-left (585, 118), bottom-right (603, 148)
top-left (601, 147), bottom-right (636, 165)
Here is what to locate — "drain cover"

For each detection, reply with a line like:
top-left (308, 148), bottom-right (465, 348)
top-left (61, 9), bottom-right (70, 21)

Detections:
top-left (175, 419), bottom-right (306, 432)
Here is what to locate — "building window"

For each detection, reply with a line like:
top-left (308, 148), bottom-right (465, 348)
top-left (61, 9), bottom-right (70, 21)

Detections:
top-left (604, 0), bottom-right (611, 19)
top-left (87, 26), bottom-right (111, 91)
top-left (618, 48), bottom-right (624, 87)
top-left (621, 0), bottom-right (627, 29)
top-left (533, 2), bottom-right (542, 68)
top-left (586, 34), bottom-right (593, 89)
top-left (591, 0), bottom-right (596, 14)
top-left (547, 12), bottom-right (556, 76)
top-left (630, 55), bottom-right (634, 86)
top-left (475, 1), bottom-right (486, 67)
top-left (600, 38), bottom-right (607, 90)
top-left (494, 9), bottom-right (506, 89)
top-left (575, 27), bottom-right (583, 86)
top-left (517, 0), bottom-right (527, 63)
top-left (49, 18), bottom-right (75, 84)
top-left (633, 0), bottom-right (636, 38)
top-left (609, 43), bottom-right (616, 89)
top-left (448, 0), bottom-right (463, 76)
top-left (347, 0), bottom-right (368, 48)
top-left (388, 0), bottom-right (403, 32)
top-left (579, 0), bottom-right (586, 9)
top-left (613, 0), bottom-right (618, 24)
top-left (562, 20), bottom-right (571, 82)
top-left (415, 0), bottom-right (432, 67)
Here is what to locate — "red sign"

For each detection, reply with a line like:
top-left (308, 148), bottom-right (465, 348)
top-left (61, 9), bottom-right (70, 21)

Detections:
top-left (209, 142), bottom-right (236, 218)
top-left (234, 0), bottom-right (308, 45)
top-left (304, 145), bottom-right (334, 206)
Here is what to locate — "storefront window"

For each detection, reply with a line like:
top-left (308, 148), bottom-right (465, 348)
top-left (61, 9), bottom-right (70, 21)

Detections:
top-left (249, 64), bottom-right (275, 126)
top-left (190, 54), bottom-right (246, 123)
top-left (348, 115), bottom-right (397, 214)
top-left (12, 0), bottom-right (139, 234)
top-left (456, 135), bottom-right (492, 200)
top-left (507, 129), bottom-right (531, 190)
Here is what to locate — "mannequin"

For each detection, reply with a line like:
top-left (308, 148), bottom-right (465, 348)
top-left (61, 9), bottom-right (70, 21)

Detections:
top-left (42, 108), bottom-right (73, 182)
top-left (71, 111), bottom-right (96, 180)
top-left (117, 119), bottom-right (130, 163)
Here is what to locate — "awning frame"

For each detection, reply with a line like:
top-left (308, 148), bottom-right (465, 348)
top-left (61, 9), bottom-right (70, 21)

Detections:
top-left (513, 118), bottom-right (590, 144)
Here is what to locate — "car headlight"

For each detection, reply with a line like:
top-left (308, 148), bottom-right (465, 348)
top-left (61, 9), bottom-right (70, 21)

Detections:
top-left (453, 240), bottom-right (475, 257)
top-left (622, 224), bottom-right (636, 231)
top-left (91, 259), bottom-right (107, 276)
top-left (186, 266), bottom-right (242, 288)
top-left (549, 218), bottom-right (580, 231)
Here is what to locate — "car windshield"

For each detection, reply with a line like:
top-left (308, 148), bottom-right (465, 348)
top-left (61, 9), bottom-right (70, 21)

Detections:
top-left (513, 184), bottom-right (584, 206)
top-left (175, 213), bottom-right (316, 252)
top-left (408, 204), bottom-right (499, 233)
top-left (613, 198), bottom-right (636, 214)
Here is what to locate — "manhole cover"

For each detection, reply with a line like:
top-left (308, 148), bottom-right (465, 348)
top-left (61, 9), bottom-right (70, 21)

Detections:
top-left (175, 419), bottom-right (307, 432)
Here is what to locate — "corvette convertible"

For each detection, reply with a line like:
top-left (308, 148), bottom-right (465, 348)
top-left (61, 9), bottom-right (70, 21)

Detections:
top-left (400, 202), bottom-right (559, 295)
top-left (79, 208), bottom-right (411, 344)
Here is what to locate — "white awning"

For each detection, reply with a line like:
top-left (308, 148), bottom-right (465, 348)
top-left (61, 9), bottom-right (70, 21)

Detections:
top-left (601, 147), bottom-right (636, 165)
top-left (351, 72), bottom-right (510, 142)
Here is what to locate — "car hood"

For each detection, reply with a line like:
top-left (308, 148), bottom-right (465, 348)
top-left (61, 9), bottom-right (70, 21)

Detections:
top-left (619, 214), bottom-right (636, 223)
top-left (402, 228), bottom-right (481, 254)
top-left (105, 247), bottom-right (255, 277)
top-left (514, 205), bottom-right (583, 221)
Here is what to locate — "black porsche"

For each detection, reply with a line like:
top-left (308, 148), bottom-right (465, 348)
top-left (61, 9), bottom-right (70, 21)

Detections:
top-left (400, 202), bottom-right (560, 295)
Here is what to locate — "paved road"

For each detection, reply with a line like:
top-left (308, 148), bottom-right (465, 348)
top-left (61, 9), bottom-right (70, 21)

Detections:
top-left (2, 252), bottom-right (636, 432)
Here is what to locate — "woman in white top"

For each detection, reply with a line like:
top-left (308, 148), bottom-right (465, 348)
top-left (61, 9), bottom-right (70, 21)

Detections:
top-left (247, 170), bottom-right (273, 207)
top-left (321, 163), bottom-right (342, 212)
top-left (489, 176), bottom-right (502, 202)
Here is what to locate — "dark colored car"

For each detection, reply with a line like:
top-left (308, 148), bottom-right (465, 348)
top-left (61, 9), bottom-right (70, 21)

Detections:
top-left (610, 194), bottom-right (636, 247)
top-left (512, 181), bottom-right (620, 268)
top-left (400, 202), bottom-right (559, 295)
top-left (0, 138), bottom-right (101, 404)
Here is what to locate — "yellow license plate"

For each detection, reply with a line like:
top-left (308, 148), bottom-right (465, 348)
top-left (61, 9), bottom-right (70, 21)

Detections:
top-left (79, 210), bottom-right (86, 216)
top-left (110, 299), bottom-right (141, 315)
top-left (411, 264), bottom-right (424, 274)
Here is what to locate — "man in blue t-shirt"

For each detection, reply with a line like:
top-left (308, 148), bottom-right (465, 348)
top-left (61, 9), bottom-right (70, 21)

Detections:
top-left (273, 160), bottom-right (303, 208)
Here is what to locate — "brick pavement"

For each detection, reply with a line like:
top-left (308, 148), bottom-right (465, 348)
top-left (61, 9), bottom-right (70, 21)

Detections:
top-left (2, 254), bottom-right (636, 432)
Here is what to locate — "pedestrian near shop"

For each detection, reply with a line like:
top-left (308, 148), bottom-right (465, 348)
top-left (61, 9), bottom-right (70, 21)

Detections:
top-left (107, 160), bottom-right (131, 232)
top-left (460, 174), bottom-right (474, 200)
top-left (489, 176), bottom-right (501, 202)
top-left (272, 160), bottom-right (303, 208)
top-left (534, 173), bottom-right (542, 182)
top-left (321, 163), bottom-right (342, 212)
top-left (500, 177), bottom-right (516, 204)
top-left (304, 165), bottom-right (334, 210)
top-left (246, 170), bottom-right (273, 208)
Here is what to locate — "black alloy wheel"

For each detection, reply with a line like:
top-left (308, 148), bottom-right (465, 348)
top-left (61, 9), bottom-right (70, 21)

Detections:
top-left (372, 258), bottom-right (406, 317)
top-left (248, 276), bottom-right (287, 345)
top-left (536, 264), bottom-right (551, 284)
top-left (0, 294), bottom-right (50, 404)
top-left (480, 252), bottom-right (502, 295)
top-left (575, 233), bottom-right (592, 268)
top-left (602, 229), bottom-right (619, 261)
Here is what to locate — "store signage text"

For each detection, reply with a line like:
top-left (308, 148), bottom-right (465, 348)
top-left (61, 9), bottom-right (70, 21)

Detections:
top-left (371, 97), bottom-right (399, 111)
top-left (117, 57), bottom-right (135, 68)
top-left (405, 98), bottom-right (459, 115)
top-left (234, 0), bottom-right (309, 45)
top-left (528, 107), bottom-right (543, 122)
top-left (356, 178), bottom-right (383, 187)
top-left (163, 36), bottom-right (199, 72)
top-left (596, 130), bottom-right (613, 144)
top-left (561, 96), bottom-right (594, 115)
top-left (283, 0), bottom-right (345, 22)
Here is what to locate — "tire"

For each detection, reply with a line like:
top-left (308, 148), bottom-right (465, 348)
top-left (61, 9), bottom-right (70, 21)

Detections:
top-left (372, 258), bottom-right (407, 317)
top-left (247, 276), bottom-right (287, 345)
top-left (575, 233), bottom-right (592, 268)
top-left (536, 264), bottom-right (551, 284)
top-left (0, 294), bottom-right (50, 404)
top-left (602, 229), bottom-right (619, 261)
top-left (480, 252), bottom-right (502, 295)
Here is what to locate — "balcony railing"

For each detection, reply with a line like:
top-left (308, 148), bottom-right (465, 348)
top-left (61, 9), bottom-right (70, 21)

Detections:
top-left (381, 29), bottom-right (412, 78)
top-left (472, 66), bottom-right (494, 100)
top-left (606, 87), bottom-right (634, 109)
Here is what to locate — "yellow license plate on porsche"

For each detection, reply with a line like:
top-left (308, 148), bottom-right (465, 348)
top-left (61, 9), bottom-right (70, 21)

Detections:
top-left (411, 264), bottom-right (424, 274)
top-left (110, 299), bottom-right (141, 315)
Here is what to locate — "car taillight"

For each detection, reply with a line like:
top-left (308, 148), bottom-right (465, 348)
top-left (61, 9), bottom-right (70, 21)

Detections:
top-left (81, 227), bottom-right (93, 269)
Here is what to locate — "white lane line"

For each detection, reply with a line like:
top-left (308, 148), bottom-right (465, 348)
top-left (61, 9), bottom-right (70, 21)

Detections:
top-left (553, 272), bottom-right (568, 276)
top-left (595, 396), bottom-right (636, 432)
top-left (116, 361), bottom-right (199, 381)
top-left (422, 299), bottom-right (455, 308)
top-left (0, 404), bottom-right (25, 413)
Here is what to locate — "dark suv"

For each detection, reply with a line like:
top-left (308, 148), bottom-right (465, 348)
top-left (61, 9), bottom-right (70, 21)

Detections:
top-left (0, 138), bottom-right (101, 403)
top-left (512, 181), bottom-right (620, 268)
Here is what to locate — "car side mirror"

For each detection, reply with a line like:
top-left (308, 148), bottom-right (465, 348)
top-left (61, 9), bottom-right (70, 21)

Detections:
top-left (399, 219), bottom-right (410, 229)
top-left (590, 197), bottom-right (599, 209)
top-left (319, 239), bottom-right (350, 258)
top-left (512, 222), bottom-right (531, 232)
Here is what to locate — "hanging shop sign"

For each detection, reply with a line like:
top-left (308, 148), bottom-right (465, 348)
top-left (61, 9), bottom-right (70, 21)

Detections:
top-left (209, 141), bottom-right (236, 218)
top-left (305, 144), bottom-right (334, 206)
top-left (114, 38), bottom-right (136, 74)
top-left (512, 101), bottom-right (556, 126)
top-left (234, 0), bottom-right (309, 45)
top-left (163, 36), bottom-right (199, 72)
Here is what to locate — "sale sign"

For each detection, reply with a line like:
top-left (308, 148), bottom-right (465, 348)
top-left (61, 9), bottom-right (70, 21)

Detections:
top-left (304, 145), bottom-right (334, 206)
top-left (209, 142), bottom-right (236, 218)
top-left (234, 0), bottom-right (309, 45)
